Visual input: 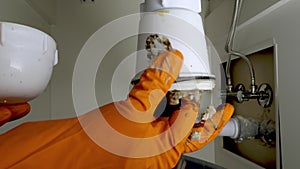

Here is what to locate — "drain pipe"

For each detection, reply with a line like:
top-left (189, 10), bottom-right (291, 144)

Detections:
top-left (219, 115), bottom-right (259, 141)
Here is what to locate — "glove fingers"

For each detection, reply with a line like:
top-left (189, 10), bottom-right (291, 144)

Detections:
top-left (123, 50), bottom-right (183, 123)
top-left (0, 107), bottom-right (12, 126)
top-left (6, 103), bottom-right (31, 121)
top-left (168, 98), bottom-right (199, 145)
top-left (151, 50), bottom-right (183, 82)
top-left (0, 103), bottom-right (31, 126)
top-left (184, 103), bottom-right (234, 153)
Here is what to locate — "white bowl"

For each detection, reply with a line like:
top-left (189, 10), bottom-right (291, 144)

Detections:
top-left (0, 22), bottom-right (58, 104)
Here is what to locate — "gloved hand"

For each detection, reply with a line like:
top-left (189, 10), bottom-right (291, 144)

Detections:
top-left (91, 50), bottom-right (234, 168)
top-left (0, 50), bottom-right (234, 169)
top-left (0, 103), bottom-right (30, 126)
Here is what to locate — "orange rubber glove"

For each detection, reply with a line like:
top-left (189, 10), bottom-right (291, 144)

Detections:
top-left (0, 50), bottom-right (234, 169)
top-left (0, 103), bottom-right (30, 126)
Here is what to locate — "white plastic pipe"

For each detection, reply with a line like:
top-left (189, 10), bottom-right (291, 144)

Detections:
top-left (136, 0), bottom-right (215, 91)
top-left (219, 118), bottom-right (240, 139)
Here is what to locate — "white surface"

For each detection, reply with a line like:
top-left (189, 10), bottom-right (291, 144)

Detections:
top-left (50, 0), bottom-right (145, 117)
top-left (24, 0), bottom-right (57, 25)
top-left (0, 22), bottom-right (57, 104)
top-left (0, 0), bottom-right (51, 34)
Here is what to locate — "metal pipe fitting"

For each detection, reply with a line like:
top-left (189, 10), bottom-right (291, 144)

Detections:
top-left (225, 0), bottom-right (257, 94)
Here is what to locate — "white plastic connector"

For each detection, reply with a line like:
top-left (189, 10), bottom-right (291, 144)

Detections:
top-left (190, 131), bottom-right (201, 141)
top-left (162, 0), bottom-right (201, 13)
top-left (54, 50), bottom-right (59, 66)
top-left (0, 23), bottom-right (4, 46)
top-left (219, 118), bottom-right (240, 139)
top-left (142, 0), bottom-right (202, 13)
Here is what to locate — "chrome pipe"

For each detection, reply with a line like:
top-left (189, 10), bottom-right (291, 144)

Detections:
top-left (225, 0), bottom-right (257, 93)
